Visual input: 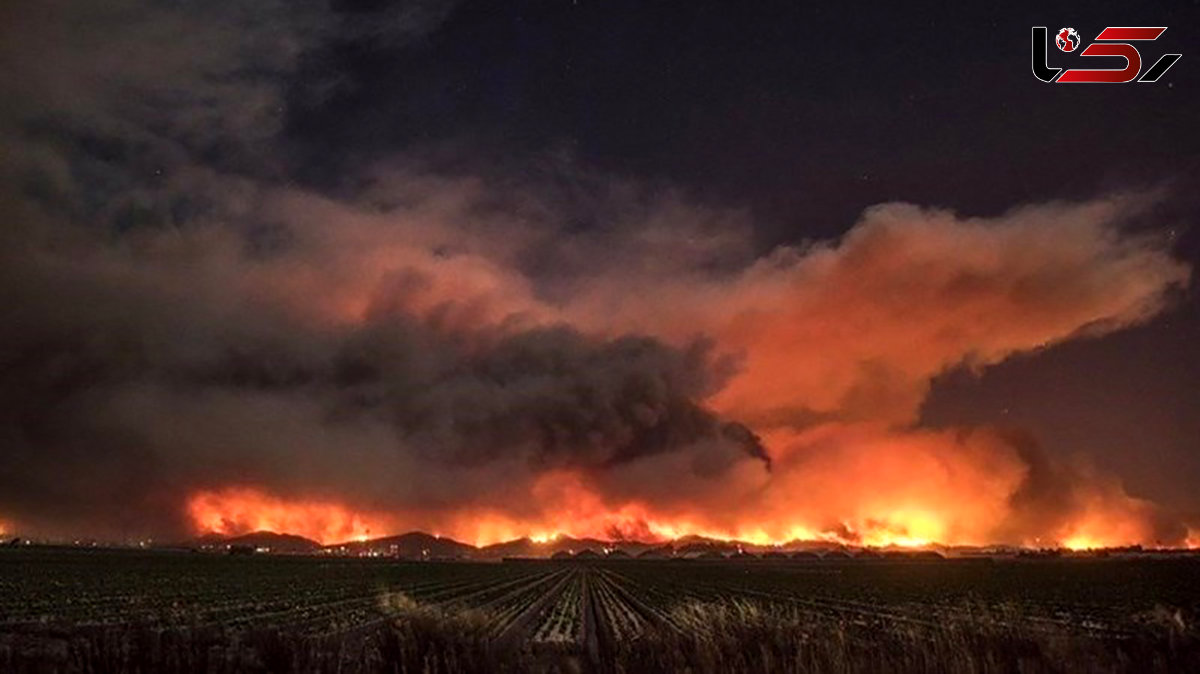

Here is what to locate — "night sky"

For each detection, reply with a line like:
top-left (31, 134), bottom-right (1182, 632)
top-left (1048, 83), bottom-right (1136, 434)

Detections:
top-left (0, 0), bottom-right (1197, 545)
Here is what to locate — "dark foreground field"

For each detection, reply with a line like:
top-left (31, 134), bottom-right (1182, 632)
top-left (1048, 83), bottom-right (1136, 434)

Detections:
top-left (2, 548), bottom-right (1199, 673)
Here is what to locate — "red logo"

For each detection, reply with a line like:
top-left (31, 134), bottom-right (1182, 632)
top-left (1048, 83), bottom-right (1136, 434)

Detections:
top-left (1056, 28), bottom-right (1080, 52)
top-left (1032, 26), bottom-right (1181, 84)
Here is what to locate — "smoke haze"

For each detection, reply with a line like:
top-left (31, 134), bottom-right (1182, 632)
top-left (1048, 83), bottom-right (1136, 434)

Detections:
top-left (0, 1), bottom-right (1193, 547)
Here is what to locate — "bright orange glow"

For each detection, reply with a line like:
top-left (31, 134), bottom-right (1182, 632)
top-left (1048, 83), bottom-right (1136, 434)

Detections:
top-left (183, 485), bottom-right (972, 549)
top-left (856, 511), bottom-right (943, 548)
top-left (187, 488), bottom-right (396, 545)
top-left (187, 457), bottom-right (1187, 552)
top-left (1047, 480), bottom-right (1170, 550)
top-left (189, 481), bottom-right (854, 549)
top-left (1056, 523), bottom-right (1147, 551)
top-left (186, 478), bottom-right (1182, 551)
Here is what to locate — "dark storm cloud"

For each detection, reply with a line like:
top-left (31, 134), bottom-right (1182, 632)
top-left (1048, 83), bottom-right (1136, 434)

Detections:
top-left (0, 210), bottom-right (764, 538)
top-left (1, 0), bottom-right (316, 194)
top-left (0, 0), bottom-right (460, 232)
top-left (332, 323), bottom-right (766, 469)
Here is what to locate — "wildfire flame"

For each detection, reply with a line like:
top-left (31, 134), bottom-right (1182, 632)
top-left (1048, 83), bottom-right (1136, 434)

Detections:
top-left (187, 488), bottom-right (393, 545)
top-left (186, 480), bottom-right (1165, 550)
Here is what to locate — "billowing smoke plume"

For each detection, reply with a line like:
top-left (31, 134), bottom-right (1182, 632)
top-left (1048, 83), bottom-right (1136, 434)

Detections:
top-left (0, 0), bottom-right (1192, 546)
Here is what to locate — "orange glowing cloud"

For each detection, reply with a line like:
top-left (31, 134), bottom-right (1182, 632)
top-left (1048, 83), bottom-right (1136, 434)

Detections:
top-left (552, 195), bottom-right (1190, 548)
top-left (177, 195), bottom-right (1189, 550)
top-left (747, 424), bottom-right (1027, 546)
top-left (248, 189), bottom-right (556, 331)
top-left (567, 197), bottom-right (1188, 430)
top-left (1050, 485), bottom-right (1176, 549)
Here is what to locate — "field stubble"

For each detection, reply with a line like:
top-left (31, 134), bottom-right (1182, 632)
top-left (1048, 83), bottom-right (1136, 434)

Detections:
top-left (1, 548), bottom-right (1198, 673)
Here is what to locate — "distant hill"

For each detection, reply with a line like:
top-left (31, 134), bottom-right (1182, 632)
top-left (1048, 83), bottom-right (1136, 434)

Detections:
top-left (477, 536), bottom-right (609, 559)
top-left (183, 529), bottom-right (957, 559)
top-left (602, 540), bottom-right (660, 556)
top-left (674, 535), bottom-right (738, 555)
top-left (220, 531), bottom-right (322, 554)
top-left (476, 537), bottom-right (539, 558)
top-left (327, 531), bottom-right (475, 558)
top-left (188, 532), bottom-right (230, 547)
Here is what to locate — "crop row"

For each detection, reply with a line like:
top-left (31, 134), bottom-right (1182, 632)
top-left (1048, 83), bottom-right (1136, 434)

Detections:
top-left (5, 551), bottom-right (1199, 665)
top-left (605, 563), bottom-right (1141, 639)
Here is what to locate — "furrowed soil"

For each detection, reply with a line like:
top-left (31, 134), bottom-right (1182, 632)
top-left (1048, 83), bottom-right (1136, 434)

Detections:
top-left (2, 547), bottom-right (1199, 673)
